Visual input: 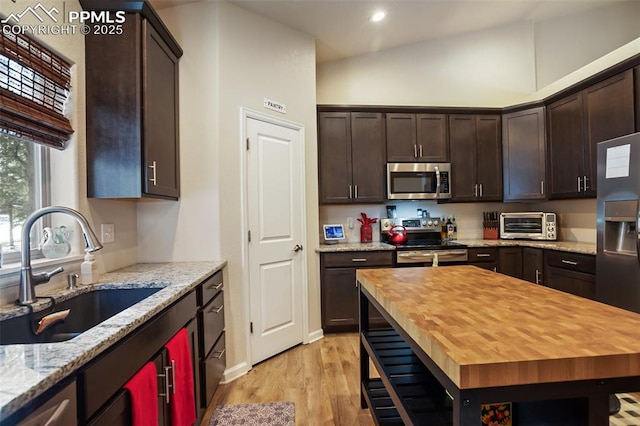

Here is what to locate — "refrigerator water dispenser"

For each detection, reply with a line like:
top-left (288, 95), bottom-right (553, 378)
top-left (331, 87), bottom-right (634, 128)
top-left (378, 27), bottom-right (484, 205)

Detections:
top-left (603, 199), bottom-right (638, 256)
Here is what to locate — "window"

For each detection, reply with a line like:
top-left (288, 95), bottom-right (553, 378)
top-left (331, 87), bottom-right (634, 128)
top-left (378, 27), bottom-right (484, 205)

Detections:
top-left (0, 27), bottom-right (70, 265)
top-left (0, 133), bottom-right (49, 264)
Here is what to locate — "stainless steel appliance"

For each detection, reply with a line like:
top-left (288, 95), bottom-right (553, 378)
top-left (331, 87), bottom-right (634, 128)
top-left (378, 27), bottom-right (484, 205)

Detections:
top-left (596, 132), bottom-right (640, 313)
top-left (499, 212), bottom-right (557, 240)
top-left (380, 217), bottom-right (467, 266)
top-left (386, 163), bottom-right (451, 200)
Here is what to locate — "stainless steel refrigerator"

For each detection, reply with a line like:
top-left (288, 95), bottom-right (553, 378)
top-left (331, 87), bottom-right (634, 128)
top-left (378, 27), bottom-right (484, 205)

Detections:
top-left (596, 132), bottom-right (640, 313)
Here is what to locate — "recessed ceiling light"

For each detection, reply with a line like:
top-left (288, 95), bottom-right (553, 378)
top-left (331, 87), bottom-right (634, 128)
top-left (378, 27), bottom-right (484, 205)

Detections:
top-left (369, 10), bottom-right (386, 23)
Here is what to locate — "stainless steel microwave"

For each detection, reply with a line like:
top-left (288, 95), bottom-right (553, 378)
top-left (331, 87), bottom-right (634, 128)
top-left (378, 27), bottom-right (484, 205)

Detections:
top-left (500, 212), bottom-right (557, 240)
top-left (386, 163), bottom-right (451, 200)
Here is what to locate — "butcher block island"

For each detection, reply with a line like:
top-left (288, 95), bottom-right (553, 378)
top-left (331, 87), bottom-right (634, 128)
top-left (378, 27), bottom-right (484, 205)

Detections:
top-left (356, 266), bottom-right (640, 426)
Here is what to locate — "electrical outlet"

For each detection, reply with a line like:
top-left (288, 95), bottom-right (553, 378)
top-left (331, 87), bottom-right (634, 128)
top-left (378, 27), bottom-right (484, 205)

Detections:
top-left (101, 223), bottom-right (115, 244)
top-left (347, 217), bottom-right (354, 229)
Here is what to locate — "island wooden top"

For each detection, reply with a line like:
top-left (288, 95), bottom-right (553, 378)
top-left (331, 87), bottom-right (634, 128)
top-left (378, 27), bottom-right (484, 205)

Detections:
top-left (356, 265), bottom-right (640, 389)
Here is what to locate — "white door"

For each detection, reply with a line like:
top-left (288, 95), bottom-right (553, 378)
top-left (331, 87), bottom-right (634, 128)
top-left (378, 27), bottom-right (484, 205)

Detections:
top-left (246, 116), bottom-right (305, 364)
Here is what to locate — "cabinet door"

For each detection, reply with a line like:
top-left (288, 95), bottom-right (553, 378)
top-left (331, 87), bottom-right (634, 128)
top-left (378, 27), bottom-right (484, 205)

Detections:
top-left (475, 115), bottom-right (502, 200)
top-left (635, 66), bottom-right (640, 131)
top-left (547, 93), bottom-right (585, 199)
top-left (583, 69), bottom-right (635, 195)
top-left (185, 319), bottom-right (203, 424)
top-left (502, 107), bottom-right (546, 201)
top-left (449, 115), bottom-right (477, 201)
top-left (544, 266), bottom-right (596, 300)
top-left (351, 113), bottom-right (386, 203)
top-left (498, 247), bottom-right (522, 279)
top-left (522, 247), bottom-right (544, 285)
top-left (318, 112), bottom-right (352, 203)
top-left (417, 114), bottom-right (449, 162)
top-left (322, 267), bottom-right (359, 330)
top-left (143, 20), bottom-right (180, 199)
top-left (386, 113), bottom-right (417, 162)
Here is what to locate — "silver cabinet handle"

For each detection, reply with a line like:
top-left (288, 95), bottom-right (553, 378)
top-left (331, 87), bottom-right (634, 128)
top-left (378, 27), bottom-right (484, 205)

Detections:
top-left (158, 364), bottom-right (172, 404)
top-left (535, 269), bottom-right (542, 285)
top-left (43, 399), bottom-right (71, 426)
top-left (213, 348), bottom-right (226, 359)
top-left (414, 144), bottom-right (418, 158)
top-left (208, 305), bottom-right (224, 314)
top-left (541, 180), bottom-right (544, 195)
top-left (476, 253), bottom-right (492, 257)
top-left (577, 176), bottom-right (582, 192)
top-left (583, 175), bottom-right (589, 191)
top-left (354, 185), bottom-right (358, 199)
top-left (474, 184), bottom-right (478, 197)
top-left (149, 160), bottom-right (157, 185)
top-left (561, 259), bottom-right (578, 266)
top-left (348, 185), bottom-right (352, 199)
top-left (419, 144), bottom-right (423, 157)
top-left (351, 258), bottom-right (367, 262)
top-left (170, 359), bottom-right (176, 395)
top-left (479, 183), bottom-right (483, 198)
top-left (207, 282), bottom-right (223, 291)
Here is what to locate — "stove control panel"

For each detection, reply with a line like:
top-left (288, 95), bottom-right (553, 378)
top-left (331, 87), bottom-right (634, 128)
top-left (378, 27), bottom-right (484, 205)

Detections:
top-left (380, 217), bottom-right (440, 232)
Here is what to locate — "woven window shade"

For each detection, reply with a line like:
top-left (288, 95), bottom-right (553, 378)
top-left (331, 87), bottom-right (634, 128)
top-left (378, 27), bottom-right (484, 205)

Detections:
top-left (0, 25), bottom-right (74, 149)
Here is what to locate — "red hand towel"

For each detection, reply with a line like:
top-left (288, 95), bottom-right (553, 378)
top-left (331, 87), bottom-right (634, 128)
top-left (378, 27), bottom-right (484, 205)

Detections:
top-left (123, 361), bottom-right (158, 426)
top-left (165, 328), bottom-right (197, 426)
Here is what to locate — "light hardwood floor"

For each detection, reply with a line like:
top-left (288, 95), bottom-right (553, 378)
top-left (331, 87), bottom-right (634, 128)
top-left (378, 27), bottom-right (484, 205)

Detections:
top-left (200, 333), bottom-right (375, 426)
top-left (200, 333), bottom-right (640, 426)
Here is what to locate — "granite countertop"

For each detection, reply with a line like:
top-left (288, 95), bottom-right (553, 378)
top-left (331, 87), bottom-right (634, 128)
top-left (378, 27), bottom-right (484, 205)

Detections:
top-left (0, 261), bottom-right (226, 421)
top-left (317, 240), bottom-right (596, 255)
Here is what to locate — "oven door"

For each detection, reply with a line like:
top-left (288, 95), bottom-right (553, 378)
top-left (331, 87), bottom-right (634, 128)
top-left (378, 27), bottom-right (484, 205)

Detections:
top-left (500, 213), bottom-right (544, 239)
top-left (387, 163), bottom-right (451, 200)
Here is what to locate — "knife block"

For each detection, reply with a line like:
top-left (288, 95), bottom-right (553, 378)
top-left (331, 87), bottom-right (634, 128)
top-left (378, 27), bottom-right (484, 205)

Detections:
top-left (483, 228), bottom-right (499, 240)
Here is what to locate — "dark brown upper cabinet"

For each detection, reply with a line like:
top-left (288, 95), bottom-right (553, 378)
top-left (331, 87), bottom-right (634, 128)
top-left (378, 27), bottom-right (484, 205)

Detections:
top-left (84, 5), bottom-right (182, 200)
top-left (386, 113), bottom-right (448, 162)
top-left (502, 106), bottom-right (547, 201)
top-left (547, 69), bottom-right (634, 199)
top-left (318, 112), bottom-right (386, 204)
top-left (449, 114), bottom-right (502, 202)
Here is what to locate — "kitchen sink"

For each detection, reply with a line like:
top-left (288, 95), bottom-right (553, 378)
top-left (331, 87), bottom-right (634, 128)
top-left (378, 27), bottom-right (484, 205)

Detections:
top-left (0, 288), bottom-right (161, 345)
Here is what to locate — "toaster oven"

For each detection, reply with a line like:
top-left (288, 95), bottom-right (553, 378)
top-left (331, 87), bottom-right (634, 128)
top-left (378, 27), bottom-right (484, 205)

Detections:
top-left (500, 212), bottom-right (557, 240)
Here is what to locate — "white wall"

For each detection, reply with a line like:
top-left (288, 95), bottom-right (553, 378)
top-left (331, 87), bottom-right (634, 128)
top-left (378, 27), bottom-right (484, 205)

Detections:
top-left (534, 1), bottom-right (640, 89)
top-left (149, 1), bottom-right (320, 377)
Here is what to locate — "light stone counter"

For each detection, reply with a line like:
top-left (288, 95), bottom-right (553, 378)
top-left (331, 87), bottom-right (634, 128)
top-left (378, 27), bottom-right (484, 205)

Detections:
top-left (316, 242), bottom-right (396, 252)
top-left (460, 239), bottom-right (596, 255)
top-left (0, 261), bottom-right (226, 421)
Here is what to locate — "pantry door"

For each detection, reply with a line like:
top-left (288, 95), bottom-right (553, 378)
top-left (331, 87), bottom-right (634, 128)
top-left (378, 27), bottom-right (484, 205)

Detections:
top-left (245, 113), bottom-right (306, 364)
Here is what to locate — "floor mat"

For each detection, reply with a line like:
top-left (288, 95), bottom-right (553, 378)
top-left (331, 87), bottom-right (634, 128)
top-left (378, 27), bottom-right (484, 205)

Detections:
top-left (209, 401), bottom-right (295, 426)
top-left (611, 394), bottom-right (640, 426)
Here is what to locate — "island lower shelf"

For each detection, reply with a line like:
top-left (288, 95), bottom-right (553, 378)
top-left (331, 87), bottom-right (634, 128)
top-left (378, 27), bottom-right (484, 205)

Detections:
top-left (361, 328), bottom-right (453, 425)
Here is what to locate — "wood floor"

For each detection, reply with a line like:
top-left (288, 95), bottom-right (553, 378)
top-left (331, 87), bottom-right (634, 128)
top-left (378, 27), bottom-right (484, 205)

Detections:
top-left (200, 333), bottom-right (640, 426)
top-left (200, 333), bottom-right (375, 426)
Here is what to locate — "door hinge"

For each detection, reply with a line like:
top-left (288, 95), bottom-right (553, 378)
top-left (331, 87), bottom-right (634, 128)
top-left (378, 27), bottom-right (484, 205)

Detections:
top-left (250, 322), bottom-right (253, 333)
top-left (248, 230), bottom-right (251, 242)
top-left (246, 137), bottom-right (250, 150)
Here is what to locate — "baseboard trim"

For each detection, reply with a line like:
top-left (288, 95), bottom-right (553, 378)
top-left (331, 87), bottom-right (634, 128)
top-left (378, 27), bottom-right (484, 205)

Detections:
top-left (306, 328), bottom-right (324, 344)
top-left (221, 361), bottom-right (251, 384)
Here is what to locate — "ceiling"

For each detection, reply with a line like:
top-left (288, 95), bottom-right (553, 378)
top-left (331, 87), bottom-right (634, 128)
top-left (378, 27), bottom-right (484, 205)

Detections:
top-left (150, 0), bottom-right (629, 63)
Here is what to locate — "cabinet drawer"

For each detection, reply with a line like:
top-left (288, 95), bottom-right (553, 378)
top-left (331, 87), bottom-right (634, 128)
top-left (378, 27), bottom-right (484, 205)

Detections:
top-left (545, 250), bottom-right (595, 274)
top-left (200, 291), bottom-right (224, 356)
top-left (468, 248), bottom-right (498, 262)
top-left (198, 271), bottom-right (223, 307)
top-left (202, 332), bottom-right (225, 407)
top-left (321, 251), bottom-right (393, 268)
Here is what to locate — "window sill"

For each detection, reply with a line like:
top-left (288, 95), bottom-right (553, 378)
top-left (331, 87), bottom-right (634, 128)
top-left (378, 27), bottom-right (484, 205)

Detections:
top-left (0, 255), bottom-right (84, 289)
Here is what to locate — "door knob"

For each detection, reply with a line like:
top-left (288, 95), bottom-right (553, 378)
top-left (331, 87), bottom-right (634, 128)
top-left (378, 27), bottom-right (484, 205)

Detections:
top-left (293, 244), bottom-right (303, 253)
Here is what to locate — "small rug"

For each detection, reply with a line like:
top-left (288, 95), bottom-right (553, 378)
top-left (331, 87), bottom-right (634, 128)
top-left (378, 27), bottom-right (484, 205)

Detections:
top-left (209, 401), bottom-right (295, 426)
top-left (610, 393), bottom-right (640, 426)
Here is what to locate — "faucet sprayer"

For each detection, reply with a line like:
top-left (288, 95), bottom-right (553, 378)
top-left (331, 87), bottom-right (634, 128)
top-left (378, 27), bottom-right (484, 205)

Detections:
top-left (18, 206), bottom-right (103, 305)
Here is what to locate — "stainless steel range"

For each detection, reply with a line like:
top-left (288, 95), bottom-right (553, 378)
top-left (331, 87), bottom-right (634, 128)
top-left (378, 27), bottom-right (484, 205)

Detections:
top-left (380, 217), bottom-right (468, 266)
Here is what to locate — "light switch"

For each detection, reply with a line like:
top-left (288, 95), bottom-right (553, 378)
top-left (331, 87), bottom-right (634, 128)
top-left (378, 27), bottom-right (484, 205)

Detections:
top-left (101, 223), bottom-right (115, 244)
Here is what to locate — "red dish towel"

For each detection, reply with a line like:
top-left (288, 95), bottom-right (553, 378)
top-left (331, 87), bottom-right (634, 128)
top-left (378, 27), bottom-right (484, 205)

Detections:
top-left (165, 328), bottom-right (197, 426)
top-left (123, 361), bottom-right (158, 426)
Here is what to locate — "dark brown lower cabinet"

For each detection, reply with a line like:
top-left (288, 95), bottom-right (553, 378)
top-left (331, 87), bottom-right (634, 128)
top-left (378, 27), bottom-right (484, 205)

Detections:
top-left (498, 247), bottom-right (522, 279)
top-left (467, 247), bottom-right (498, 272)
top-left (544, 250), bottom-right (596, 299)
top-left (321, 251), bottom-right (393, 332)
top-left (522, 247), bottom-right (544, 285)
